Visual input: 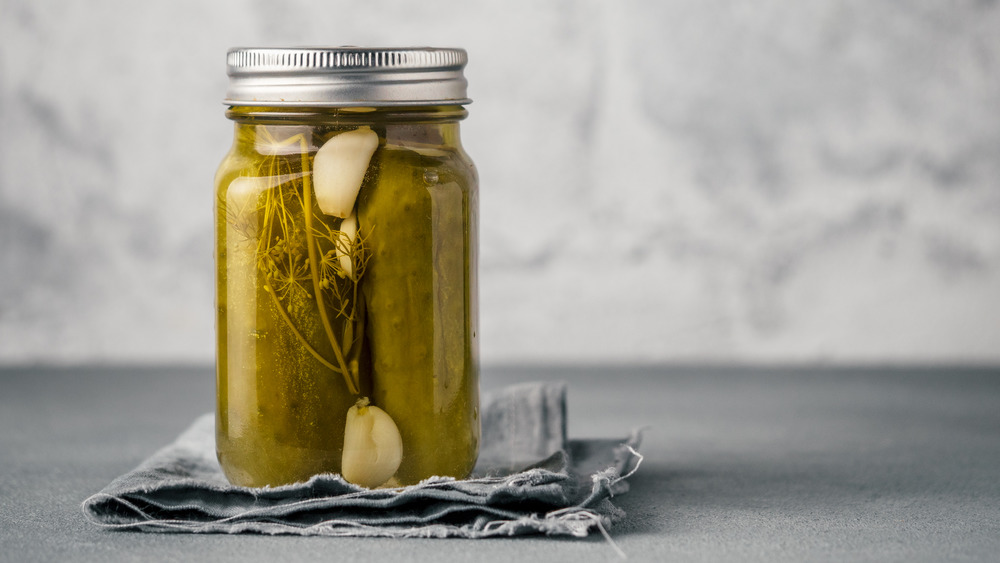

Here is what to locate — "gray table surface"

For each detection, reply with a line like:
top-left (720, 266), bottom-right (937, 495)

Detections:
top-left (1, 365), bottom-right (998, 562)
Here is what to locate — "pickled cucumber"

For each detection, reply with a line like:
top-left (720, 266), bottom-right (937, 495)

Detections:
top-left (216, 126), bottom-right (370, 487)
top-left (358, 145), bottom-right (479, 484)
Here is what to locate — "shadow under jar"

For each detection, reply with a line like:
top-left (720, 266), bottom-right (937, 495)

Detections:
top-left (215, 47), bottom-right (480, 488)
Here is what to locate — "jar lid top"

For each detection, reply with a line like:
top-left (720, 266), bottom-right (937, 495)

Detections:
top-left (224, 47), bottom-right (471, 107)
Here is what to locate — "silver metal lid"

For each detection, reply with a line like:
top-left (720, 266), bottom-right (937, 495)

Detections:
top-left (225, 47), bottom-right (471, 107)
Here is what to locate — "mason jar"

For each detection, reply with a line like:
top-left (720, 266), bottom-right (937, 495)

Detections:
top-left (215, 47), bottom-right (479, 488)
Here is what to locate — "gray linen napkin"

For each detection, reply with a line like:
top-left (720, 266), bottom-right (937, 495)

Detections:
top-left (82, 382), bottom-right (642, 538)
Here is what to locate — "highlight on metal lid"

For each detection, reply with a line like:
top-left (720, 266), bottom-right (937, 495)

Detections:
top-left (224, 47), bottom-right (471, 107)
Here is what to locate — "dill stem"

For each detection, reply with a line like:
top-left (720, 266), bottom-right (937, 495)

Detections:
top-left (262, 282), bottom-right (340, 373)
top-left (299, 137), bottom-right (359, 396)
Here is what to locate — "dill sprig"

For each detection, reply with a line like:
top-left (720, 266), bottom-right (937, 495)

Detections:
top-left (225, 125), bottom-right (369, 396)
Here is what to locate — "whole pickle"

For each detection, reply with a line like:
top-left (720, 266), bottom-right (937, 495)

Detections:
top-left (358, 145), bottom-right (479, 484)
top-left (216, 128), bottom-right (368, 487)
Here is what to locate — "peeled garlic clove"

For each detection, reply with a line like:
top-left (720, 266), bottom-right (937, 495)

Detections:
top-left (313, 127), bottom-right (379, 218)
top-left (341, 398), bottom-right (403, 488)
top-left (226, 176), bottom-right (265, 214)
top-left (337, 212), bottom-right (358, 279)
top-left (228, 172), bottom-right (306, 214)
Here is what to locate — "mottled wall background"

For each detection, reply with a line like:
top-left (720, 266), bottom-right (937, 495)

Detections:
top-left (1, 0), bottom-right (998, 365)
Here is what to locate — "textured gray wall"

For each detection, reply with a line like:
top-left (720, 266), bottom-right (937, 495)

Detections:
top-left (1, 0), bottom-right (998, 365)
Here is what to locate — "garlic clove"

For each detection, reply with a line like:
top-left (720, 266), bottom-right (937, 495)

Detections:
top-left (226, 176), bottom-right (265, 214)
top-left (313, 127), bottom-right (379, 218)
top-left (341, 398), bottom-right (403, 488)
top-left (337, 212), bottom-right (358, 280)
top-left (227, 172), bottom-right (306, 215)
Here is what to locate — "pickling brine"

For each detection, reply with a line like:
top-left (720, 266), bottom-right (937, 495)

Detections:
top-left (215, 48), bottom-right (479, 488)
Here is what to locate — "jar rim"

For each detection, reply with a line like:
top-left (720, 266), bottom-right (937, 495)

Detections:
top-left (224, 47), bottom-right (471, 107)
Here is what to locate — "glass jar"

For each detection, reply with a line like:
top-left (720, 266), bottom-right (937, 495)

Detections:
top-left (215, 48), bottom-right (479, 488)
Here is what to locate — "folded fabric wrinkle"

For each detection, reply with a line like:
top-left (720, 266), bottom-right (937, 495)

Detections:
top-left (82, 381), bottom-right (643, 539)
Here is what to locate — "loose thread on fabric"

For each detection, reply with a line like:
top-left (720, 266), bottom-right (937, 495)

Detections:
top-left (614, 446), bottom-right (644, 486)
top-left (545, 508), bottom-right (627, 560)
